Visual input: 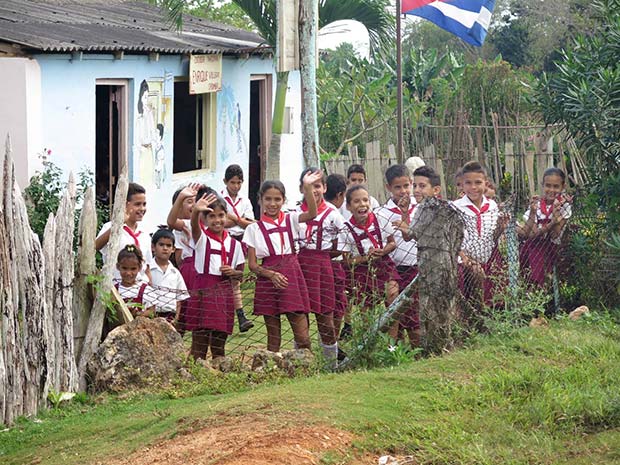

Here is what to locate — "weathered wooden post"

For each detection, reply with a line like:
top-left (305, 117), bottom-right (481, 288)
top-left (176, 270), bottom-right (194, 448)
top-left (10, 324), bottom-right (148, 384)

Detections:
top-left (411, 197), bottom-right (463, 354)
top-left (73, 186), bottom-right (97, 363)
top-left (299, 0), bottom-right (319, 168)
top-left (77, 169), bottom-right (128, 390)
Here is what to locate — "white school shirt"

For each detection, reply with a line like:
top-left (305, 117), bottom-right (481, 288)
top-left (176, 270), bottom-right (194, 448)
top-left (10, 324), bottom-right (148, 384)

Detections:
top-left (173, 219), bottom-right (194, 260)
top-left (114, 281), bottom-right (159, 310)
top-left (243, 212), bottom-right (302, 259)
top-left (221, 189), bottom-right (255, 237)
top-left (523, 199), bottom-right (572, 245)
top-left (97, 222), bottom-right (152, 281)
top-left (339, 195), bottom-right (381, 221)
top-left (325, 201), bottom-right (346, 261)
top-left (297, 204), bottom-right (345, 251)
top-left (192, 231), bottom-right (245, 275)
top-left (149, 260), bottom-right (190, 313)
top-left (338, 214), bottom-right (395, 258)
top-left (451, 195), bottom-right (499, 264)
top-left (376, 197), bottom-right (418, 267)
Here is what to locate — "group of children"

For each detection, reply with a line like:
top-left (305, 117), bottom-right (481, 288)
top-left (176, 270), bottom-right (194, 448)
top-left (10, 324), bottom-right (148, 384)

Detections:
top-left (96, 159), bottom-right (572, 362)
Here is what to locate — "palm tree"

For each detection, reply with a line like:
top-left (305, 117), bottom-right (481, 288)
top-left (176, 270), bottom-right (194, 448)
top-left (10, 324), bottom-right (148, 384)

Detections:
top-left (161, 0), bottom-right (394, 178)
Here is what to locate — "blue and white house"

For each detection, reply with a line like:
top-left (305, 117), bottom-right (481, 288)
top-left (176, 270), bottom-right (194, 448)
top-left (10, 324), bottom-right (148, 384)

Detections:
top-left (0, 0), bottom-right (303, 229)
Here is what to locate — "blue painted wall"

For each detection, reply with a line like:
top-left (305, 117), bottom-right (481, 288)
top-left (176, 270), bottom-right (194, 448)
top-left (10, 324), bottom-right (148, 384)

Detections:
top-left (33, 53), bottom-right (303, 231)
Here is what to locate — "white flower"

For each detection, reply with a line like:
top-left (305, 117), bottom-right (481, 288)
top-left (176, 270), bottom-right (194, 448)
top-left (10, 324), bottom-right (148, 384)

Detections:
top-left (388, 345), bottom-right (396, 353)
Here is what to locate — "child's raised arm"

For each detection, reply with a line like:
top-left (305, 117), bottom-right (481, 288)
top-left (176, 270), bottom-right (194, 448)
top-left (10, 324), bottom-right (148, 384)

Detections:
top-left (299, 170), bottom-right (323, 223)
top-left (190, 192), bottom-right (217, 243)
top-left (167, 183), bottom-right (201, 231)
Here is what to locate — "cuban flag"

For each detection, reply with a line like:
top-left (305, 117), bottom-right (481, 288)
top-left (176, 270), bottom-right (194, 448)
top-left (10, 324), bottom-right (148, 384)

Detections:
top-left (402, 0), bottom-right (495, 47)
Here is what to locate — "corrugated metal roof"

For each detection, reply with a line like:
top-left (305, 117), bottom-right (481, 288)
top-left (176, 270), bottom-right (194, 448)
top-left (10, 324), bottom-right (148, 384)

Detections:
top-left (0, 0), bottom-right (271, 55)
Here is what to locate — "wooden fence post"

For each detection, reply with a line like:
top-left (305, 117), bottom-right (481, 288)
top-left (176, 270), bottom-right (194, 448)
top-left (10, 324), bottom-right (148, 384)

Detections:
top-left (410, 198), bottom-right (463, 354)
top-left (77, 169), bottom-right (128, 390)
top-left (73, 187), bottom-right (97, 363)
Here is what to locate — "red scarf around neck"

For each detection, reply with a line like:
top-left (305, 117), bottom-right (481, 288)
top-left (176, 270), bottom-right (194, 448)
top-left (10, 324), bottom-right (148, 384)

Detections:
top-left (350, 212), bottom-right (380, 248)
top-left (200, 222), bottom-right (229, 265)
top-left (465, 203), bottom-right (490, 235)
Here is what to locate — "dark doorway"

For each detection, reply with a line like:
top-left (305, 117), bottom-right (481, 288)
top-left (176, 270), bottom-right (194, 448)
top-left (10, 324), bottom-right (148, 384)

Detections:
top-left (96, 83), bottom-right (126, 213)
top-left (173, 81), bottom-right (198, 173)
top-left (248, 80), bottom-right (262, 218)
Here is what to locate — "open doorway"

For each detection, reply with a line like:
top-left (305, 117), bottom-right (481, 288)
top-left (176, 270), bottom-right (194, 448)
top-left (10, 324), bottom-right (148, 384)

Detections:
top-left (95, 80), bottom-right (127, 212)
top-left (248, 75), bottom-right (272, 218)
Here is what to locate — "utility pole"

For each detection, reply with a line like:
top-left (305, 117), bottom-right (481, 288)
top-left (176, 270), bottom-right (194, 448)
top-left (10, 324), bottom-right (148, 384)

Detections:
top-left (298, 0), bottom-right (320, 168)
top-left (396, 0), bottom-right (404, 162)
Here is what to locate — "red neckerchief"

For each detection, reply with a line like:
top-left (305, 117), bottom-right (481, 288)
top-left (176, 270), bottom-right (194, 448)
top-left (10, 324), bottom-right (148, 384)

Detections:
top-left (465, 203), bottom-right (490, 236)
top-left (350, 212), bottom-right (380, 248)
top-left (300, 200), bottom-right (329, 243)
top-left (200, 223), bottom-right (229, 265)
top-left (261, 211), bottom-right (286, 255)
top-left (123, 225), bottom-right (141, 247)
top-left (388, 200), bottom-right (416, 218)
top-left (539, 199), bottom-right (553, 225)
top-left (224, 193), bottom-right (242, 219)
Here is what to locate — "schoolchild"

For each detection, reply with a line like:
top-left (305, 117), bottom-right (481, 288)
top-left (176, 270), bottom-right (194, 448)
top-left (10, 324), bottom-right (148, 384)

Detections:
top-left (221, 164), bottom-right (255, 332)
top-left (167, 183), bottom-right (201, 333)
top-left (452, 161), bottom-right (508, 313)
top-left (339, 164), bottom-right (380, 221)
top-left (297, 168), bottom-right (345, 362)
top-left (243, 171), bottom-right (323, 352)
top-left (518, 167), bottom-right (572, 288)
top-left (149, 228), bottom-right (189, 324)
top-left (96, 182), bottom-right (152, 281)
top-left (114, 245), bottom-right (157, 317)
top-left (324, 174), bottom-right (350, 340)
top-left (338, 185), bottom-right (400, 331)
top-left (187, 188), bottom-right (245, 360)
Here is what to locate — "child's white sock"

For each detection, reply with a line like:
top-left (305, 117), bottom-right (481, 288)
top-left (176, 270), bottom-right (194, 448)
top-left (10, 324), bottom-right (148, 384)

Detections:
top-left (321, 342), bottom-right (338, 361)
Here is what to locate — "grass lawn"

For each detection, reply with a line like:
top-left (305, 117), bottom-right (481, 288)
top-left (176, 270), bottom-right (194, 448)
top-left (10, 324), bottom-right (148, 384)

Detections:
top-left (1, 318), bottom-right (619, 464)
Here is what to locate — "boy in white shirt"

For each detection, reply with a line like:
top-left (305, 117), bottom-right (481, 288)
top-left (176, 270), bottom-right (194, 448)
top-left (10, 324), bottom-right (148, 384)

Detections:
top-left (96, 182), bottom-right (152, 281)
top-left (149, 228), bottom-right (189, 325)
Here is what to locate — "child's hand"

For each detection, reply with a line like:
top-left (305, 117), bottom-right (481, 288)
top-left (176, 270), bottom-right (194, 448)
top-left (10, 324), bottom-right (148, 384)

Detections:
top-left (392, 220), bottom-right (410, 235)
top-left (397, 195), bottom-right (411, 213)
top-left (194, 193), bottom-right (217, 213)
top-left (302, 170), bottom-right (323, 187)
top-left (220, 265), bottom-right (236, 277)
top-left (180, 183), bottom-right (201, 200)
top-left (497, 211), bottom-right (510, 231)
top-left (368, 247), bottom-right (385, 259)
top-left (529, 195), bottom-right (540, 212)
top-left (270, 272), bottom-right (289, 289)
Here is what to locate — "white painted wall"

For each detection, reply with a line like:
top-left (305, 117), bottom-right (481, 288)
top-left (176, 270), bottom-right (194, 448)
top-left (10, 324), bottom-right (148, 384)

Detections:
top-left (0, 57), bottom-right (42, 188)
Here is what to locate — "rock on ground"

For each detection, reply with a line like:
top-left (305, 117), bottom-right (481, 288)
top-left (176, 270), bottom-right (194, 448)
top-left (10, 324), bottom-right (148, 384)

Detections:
top-left (569, 305), bottom-right (590, 321)
top-left (87, 317), bottom-right (186, 393)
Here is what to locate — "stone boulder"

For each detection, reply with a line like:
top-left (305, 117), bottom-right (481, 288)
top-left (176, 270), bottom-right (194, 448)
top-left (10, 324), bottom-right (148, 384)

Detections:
top-left (569, 305), bottom-right (590, 321)
top-left (87, 317), bottom-right (186, 393)
top-left (251, 348), bottom-right (314, 376)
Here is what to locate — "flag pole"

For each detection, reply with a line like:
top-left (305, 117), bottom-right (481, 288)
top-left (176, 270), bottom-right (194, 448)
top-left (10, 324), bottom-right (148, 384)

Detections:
top-left (396, 0), bottom-right (404, 162)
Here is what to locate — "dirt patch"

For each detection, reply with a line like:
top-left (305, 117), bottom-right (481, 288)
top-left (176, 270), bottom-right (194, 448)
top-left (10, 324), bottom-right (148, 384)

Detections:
top-left (103, 414), bottom-right (370, 465)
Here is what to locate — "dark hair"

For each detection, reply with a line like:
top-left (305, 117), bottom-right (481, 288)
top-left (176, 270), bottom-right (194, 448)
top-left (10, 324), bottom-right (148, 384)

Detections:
top-left (345, 185), bottom-right (368, 204)
top-left (127, 182), bottom-right (146, 202)
top-left (151, 228), bottom-right (175, 246)
top-left (172, 187), bottom-right (183, 204)
top-left (138, 79), bottom-right (149, 114)
top-left (347, 164), bottom-right (366, 179)
top-left (224, 164), bottom-right (244, 182)
top-left (117, 244), bottom-right (144, 265)
top-left (259, 180), bottom-right (286, 199)
top-left (299, 167), bottom-right (326, 185)
top-left (196, 185), bottom-right (227, 212)
top-left (413, 166), bottom-right (441, 187)
top-left (156, 123), bottom-right (164, 138)
top-left (461, 161), bottom-right (487, 177)
top-left (385, 164), bottom-right (411, 185)
top-left (542, 167), bottom-right (566, 184)
top-left (325, 174), bottom-right (347, 201)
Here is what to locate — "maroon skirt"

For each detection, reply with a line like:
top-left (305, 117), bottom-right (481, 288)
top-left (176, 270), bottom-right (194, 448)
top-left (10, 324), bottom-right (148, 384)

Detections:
top-left (298, 249), bottom-right (335, 315)
top-left (185, 273), bottom-right (234, 334)
top-left (396, 265), bottom-right (420, 330)
top-left (331, 260), bottom-right (348, 319)
top-left (253, 254), bottom-right (311, 316)
top-left (458, 246), bottom-right (505, 307)
top-left (520, 236), bottom-right (558, 287)
top-left (349, 255), bottom-right (400, 309)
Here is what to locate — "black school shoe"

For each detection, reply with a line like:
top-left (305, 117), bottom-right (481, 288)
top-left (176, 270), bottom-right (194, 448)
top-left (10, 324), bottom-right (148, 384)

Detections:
top-left (236, 309), bottom-right (254, 333)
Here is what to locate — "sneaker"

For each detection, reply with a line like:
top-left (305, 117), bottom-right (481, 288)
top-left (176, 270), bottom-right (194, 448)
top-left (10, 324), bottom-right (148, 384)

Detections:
top-left (337, 347), bottom-right (348, 362)
top-left (238, 313), bottom-right (254, 333)
top-left (339, 322), bottom-right (352, 341)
